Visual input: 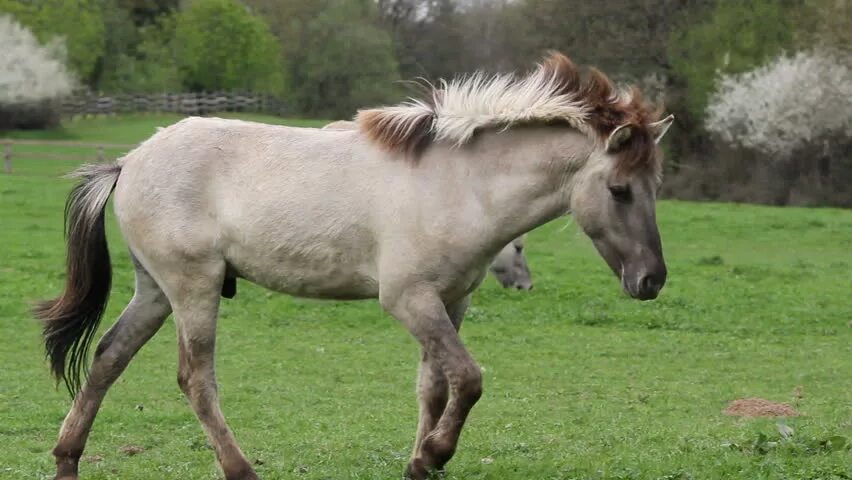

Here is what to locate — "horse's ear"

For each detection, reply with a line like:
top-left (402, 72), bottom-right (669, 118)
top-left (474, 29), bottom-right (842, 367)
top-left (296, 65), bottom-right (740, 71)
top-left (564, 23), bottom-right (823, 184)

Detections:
top-left (649, 114), bottom-right (674, 144)
top-left (605, 124), bottom-right (632, 152)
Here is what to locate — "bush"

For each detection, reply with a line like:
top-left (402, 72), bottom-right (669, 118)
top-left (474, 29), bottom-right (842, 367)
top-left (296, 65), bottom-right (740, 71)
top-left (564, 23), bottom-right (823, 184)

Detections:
top-left (0, 15), bottom-right (74, 130)
top-left (706, 49), bottom-right (851, 155)
top-left (705, 49), bottom-right (852, 205)
top-left (0, 0), bottom-right (105, 84)
top-left (172, 0), bottom-right (283, 94)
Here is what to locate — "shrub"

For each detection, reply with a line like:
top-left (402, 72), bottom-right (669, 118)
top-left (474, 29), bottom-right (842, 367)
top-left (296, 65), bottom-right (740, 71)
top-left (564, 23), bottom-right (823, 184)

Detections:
top-left (705, 49), bottom-right (852, 205)
top-left (706, 49), bottom-right (851, 156)
top-left (0, 0), bottom-right (105, 84)
top-left (0, 15), bottom-right (74, 130)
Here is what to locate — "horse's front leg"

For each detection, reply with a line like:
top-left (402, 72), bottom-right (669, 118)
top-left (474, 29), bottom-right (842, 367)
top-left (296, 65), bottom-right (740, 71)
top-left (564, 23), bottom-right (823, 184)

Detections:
top-left (411, 296), bottom-right (470, 458)
top-left (382, 289), bottom-right (481, 480)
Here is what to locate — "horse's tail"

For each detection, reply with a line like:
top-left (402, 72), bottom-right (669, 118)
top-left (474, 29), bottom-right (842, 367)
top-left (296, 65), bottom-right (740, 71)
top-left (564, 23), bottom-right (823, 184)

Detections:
top-left (34, 163), bottom-right (122, 396)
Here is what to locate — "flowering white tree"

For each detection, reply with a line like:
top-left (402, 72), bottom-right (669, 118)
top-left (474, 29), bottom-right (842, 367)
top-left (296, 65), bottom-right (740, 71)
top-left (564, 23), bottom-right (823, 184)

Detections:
top-left (0, 14), bottom-right (74, 107)
top-left (705, 49), bottom-right (852, 158)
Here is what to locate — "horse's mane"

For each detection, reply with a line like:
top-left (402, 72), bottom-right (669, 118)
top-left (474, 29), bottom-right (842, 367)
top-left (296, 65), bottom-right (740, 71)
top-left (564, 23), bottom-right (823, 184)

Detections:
top-left (356, 52), bottom-right (662, 173)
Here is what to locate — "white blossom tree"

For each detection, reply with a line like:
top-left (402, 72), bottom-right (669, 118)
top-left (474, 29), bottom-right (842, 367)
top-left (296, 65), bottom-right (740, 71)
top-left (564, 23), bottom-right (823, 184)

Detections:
top-left (0, 14), bottom-right (74, 128)
top-left (706, 49), bottom-right (852, 157)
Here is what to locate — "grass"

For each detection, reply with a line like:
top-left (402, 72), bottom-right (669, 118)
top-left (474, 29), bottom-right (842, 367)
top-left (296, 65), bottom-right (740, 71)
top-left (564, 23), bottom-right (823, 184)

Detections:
top-left (1, 113), bottom-right (329, 177)
top-left (1, 114), bottom-right (850, 480)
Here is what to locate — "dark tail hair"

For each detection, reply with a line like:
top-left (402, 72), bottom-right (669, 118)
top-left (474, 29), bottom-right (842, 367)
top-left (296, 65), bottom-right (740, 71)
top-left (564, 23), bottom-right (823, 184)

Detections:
top-left (33, 163), bottom-right (122, 397)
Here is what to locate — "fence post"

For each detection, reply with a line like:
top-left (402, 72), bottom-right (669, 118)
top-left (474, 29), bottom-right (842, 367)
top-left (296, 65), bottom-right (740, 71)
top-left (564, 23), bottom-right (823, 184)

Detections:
top-left (4, 141), bottom-right (11, 173)
top-left (97, 145), bottom-right (105, 163)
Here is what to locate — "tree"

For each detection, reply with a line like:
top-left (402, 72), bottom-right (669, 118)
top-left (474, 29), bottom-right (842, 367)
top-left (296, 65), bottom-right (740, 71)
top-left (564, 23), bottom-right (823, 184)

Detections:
top-left (668, 0), bottom-right (798, 119)
top-left (794, 0), bottom-right (851, 52)
top-left (378, 0), bottom-right (465, 81)
top-left (116, 0), bottom-right (180, 26)
top-left (172, 0), bottom-right (283, 93)
top-left (0, 0), bottom-right (105, 85)
top-left (289, 0), bottom-right (401, 117)
top-left (0, 15), bottom-right (74, 129)
top-left (97, 13), bottom-right (182, 93)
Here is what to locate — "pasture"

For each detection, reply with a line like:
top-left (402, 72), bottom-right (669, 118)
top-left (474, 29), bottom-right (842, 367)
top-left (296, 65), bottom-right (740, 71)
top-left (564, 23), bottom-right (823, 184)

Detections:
top-left (1, 114), bottom-right (850, 480)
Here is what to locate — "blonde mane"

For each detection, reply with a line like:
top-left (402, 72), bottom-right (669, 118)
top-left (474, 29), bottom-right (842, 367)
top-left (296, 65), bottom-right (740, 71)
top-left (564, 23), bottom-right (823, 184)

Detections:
top-left (356, 52), bottom-right (662, 172)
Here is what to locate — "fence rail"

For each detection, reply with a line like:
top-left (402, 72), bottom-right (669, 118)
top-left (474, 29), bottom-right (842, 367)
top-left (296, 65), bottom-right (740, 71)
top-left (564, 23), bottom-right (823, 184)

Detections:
top-left (60, 91), bottom-right (288, 118)
top-left (1, 139), bottom-right (136, 173)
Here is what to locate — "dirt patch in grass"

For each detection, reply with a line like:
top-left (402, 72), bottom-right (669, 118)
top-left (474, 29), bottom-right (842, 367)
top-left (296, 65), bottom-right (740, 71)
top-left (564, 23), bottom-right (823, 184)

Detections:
top-left (120, 445), bottom-right (145, 456)
top-left (723, 398), bottom-right (800, 417)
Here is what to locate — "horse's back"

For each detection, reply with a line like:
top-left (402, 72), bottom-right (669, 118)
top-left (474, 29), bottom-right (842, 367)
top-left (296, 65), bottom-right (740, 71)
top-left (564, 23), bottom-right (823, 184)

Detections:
top-left (113, 116), bottom-right (382, 299)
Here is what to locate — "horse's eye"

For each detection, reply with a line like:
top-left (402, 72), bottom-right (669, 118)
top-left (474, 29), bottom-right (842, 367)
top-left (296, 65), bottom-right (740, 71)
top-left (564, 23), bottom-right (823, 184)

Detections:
top-left (514, 245), bottom-right (523, 254)
top-left (609, 185), bottom-right (632, 204)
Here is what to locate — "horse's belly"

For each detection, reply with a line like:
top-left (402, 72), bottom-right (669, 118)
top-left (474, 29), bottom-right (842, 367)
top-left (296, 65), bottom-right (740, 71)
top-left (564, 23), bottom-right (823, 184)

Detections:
top-left (226, 247), bottom-right (379, 300)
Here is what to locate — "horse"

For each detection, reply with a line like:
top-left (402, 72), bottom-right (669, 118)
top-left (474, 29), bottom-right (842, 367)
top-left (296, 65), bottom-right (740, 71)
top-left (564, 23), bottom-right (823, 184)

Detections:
top-left (323, 120), bottom-right (534, 291)
top-left (486, 234), bottom-right (533, 290)
top-left (35, 52), bottom-right (673, 480)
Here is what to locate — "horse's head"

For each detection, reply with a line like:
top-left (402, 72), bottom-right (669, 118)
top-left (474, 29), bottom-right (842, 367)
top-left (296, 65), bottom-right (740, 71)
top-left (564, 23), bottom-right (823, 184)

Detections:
top-left (570, 115), bottom-right (674, 300)
top-left (489, 236), bottom-right (533, 291)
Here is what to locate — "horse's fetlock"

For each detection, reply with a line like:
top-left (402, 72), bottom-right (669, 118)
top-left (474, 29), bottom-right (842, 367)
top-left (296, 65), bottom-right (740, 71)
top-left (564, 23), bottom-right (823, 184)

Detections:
top-left (223, 459), bottom-right (258, 480)
top-left (53, 444), bottom-right (83, 461)
top-left (53, 443), bottom-right (83, 479)
top-left (421, 435), bottom-right (456, 468)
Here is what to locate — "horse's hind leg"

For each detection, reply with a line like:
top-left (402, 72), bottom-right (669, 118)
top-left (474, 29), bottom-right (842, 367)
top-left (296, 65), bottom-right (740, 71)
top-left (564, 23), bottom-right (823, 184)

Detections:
top-left (53, 257), bottom-right (171, 480)
top-left (164, 262), bottom-right (257, 480)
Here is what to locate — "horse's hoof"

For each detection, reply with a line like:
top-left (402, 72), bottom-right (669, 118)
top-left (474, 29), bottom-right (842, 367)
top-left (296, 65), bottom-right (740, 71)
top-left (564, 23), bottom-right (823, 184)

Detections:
top-left (404, 458), bottom-right (428, 480)
top-left (55, 458), bottom-right (79, 480)
top-left (404, 458), bottom-right (445, 480)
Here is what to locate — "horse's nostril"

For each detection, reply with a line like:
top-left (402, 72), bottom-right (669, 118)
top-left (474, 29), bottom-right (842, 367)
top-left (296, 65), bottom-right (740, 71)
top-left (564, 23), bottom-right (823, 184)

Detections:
top-left (639, 273), bottom-right (663, 295)
top-left (515, 284), bottom-right (524, 290)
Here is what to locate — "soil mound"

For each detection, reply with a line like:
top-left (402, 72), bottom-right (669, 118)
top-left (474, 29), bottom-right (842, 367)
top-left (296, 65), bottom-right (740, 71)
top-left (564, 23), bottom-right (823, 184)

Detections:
top-left (723, 398), bottom-right (799, 417)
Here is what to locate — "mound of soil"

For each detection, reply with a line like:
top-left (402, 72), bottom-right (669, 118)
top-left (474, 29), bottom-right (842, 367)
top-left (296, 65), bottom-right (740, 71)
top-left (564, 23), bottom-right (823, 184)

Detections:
top-left (723, 398), bottom-right (799, 417)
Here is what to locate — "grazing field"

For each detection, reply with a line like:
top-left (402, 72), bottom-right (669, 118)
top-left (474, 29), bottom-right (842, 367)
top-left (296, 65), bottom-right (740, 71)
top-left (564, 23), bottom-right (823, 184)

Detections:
top-left (1, 115), bottom-right (850, 480)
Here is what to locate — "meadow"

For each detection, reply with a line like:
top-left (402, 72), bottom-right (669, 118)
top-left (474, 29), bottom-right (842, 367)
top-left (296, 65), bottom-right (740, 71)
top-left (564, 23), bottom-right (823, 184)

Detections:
top-left (0, 114), bottom-right (849, 480)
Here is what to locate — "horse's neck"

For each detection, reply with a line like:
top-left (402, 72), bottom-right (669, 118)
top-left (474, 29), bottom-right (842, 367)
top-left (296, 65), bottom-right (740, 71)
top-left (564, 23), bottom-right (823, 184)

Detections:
top-left (433, 126), bottom-right (591, 250)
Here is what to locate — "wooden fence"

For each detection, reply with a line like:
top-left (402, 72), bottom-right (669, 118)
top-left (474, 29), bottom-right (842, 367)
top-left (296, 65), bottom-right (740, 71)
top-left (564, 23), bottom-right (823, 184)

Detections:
top-left (2, 139), bottom-right (136, 174)
top-left (59, 91), bottom-right (289, 118)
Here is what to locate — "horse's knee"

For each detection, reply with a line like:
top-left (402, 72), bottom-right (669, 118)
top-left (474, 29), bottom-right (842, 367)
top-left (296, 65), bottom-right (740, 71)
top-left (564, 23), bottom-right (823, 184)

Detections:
top-left (455, 364), bottom-right (482, 405)
top-left (177, 370), bottom-right (190, 394)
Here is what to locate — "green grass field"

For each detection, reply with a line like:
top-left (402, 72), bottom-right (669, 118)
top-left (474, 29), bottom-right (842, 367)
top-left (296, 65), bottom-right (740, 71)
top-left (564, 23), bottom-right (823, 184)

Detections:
top-left (1, 114), bottom-right (850, 480)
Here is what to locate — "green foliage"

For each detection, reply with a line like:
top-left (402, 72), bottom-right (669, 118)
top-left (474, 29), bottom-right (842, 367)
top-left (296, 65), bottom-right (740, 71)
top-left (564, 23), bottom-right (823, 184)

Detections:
top-left (97, 15), bottom-right (182, 93)
top-left (668, 0), bottom-right (798, 118)
top-left (172, 0), bottom-right (283, 94)
top-left (793, 0), bottom-right (852, 52)
top-left (0, 0), bottom-right (105, 83)
top-left (287, 0), bottom-right (402, 117)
